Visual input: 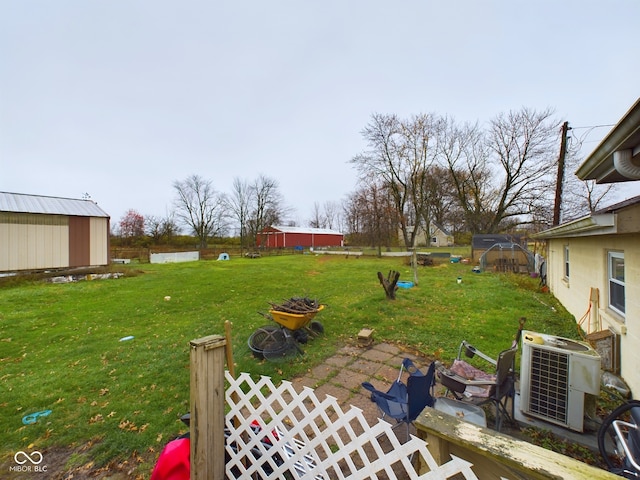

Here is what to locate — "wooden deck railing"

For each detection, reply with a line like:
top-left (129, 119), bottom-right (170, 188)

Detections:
top-left (415, 406), bottom-right (619, 480)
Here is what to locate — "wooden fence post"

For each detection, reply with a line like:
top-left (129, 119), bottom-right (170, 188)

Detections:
top-left (190, 335), bottom-right (226, 480)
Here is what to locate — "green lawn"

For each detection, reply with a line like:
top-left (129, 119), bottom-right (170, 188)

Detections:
top-left (0, 254), bottom-right (578, 476)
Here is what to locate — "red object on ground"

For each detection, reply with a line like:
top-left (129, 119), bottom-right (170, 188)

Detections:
top-left (150, 437), bottom-right (190, 480)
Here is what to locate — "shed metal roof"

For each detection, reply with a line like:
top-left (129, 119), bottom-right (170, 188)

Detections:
top-left (0, 192), bottom-right (110, 218)
top-left (471, 234), bottom-right (523, 249)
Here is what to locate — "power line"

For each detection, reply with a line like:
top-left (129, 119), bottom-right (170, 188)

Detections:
top-left (570, 124), bottom-right (615, 130)
top-left (567, 124), bottom-right (616, 154)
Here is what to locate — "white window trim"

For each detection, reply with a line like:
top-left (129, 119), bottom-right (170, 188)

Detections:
top-left (563, 245), bottom-right (570, 280)
top-left (608, 251), bottom-right (625, 317)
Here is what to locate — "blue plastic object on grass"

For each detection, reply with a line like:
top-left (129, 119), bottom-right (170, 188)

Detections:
top-left (397, 281), bottom-right (414, 288)
top-left (22, 410), bottom-right (52, 425)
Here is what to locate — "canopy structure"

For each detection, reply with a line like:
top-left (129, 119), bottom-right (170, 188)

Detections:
top-left (478, 243), bottom-right (534, 273)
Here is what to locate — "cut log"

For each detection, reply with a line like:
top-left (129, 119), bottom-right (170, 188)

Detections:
top-left (377, 270), bottom-right (400, 300)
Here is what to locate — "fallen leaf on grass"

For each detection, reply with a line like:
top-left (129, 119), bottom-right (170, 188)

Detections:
top-left (118, 420), bottom-right (138, 431)
top-left (89, 414), bottom-right (104, 424)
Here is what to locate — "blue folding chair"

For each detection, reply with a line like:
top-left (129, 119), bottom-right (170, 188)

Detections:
top-left (362, 358), bottom-right (436, 439)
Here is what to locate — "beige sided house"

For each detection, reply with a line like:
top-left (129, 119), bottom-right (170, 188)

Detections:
top-left (402, 222), bottom-right (454, 247)
top-left (534, 98), bottom-right (640, 397)
top-left (0, 192), bottom-right (110, 273)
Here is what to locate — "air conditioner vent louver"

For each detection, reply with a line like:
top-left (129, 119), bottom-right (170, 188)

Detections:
top-left (520, 331), bottom-right (601, 432)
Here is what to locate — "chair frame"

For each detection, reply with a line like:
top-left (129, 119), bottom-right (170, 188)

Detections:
top-left (437, 318), bottom-right (526, 431)
top-left (438, 346), bottom-right (516, 431)
top-left (362, 358), bottom-right (436, 439)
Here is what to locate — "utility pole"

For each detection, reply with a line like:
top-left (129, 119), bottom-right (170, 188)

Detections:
top-left (552, 121), bottom-right (569, 226)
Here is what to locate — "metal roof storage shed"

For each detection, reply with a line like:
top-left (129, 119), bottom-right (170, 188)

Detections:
top-left (0, 192), bottom-right (110, 273)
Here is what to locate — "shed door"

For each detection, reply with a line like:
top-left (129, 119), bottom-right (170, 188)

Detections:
top-left (69, 216), bottom-right (90, 267)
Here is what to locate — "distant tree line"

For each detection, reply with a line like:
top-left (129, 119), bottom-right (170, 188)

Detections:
top-left (112, 173), bottom-right (291, 254)
top-left (346, 108), bottom-right (617, 251)
top-left (112, 107), bottom-right (617, 251)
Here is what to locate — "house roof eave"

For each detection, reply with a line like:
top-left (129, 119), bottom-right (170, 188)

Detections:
top-left (576, 98), bottom-right (640, 183)
top-left (533, 213), bottom-right (616, 239)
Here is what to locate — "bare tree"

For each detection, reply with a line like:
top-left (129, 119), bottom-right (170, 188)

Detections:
top-left (579, 180), bottom-right (618, 213)
top-left (557, 145), bottom-right (620, 222)
top-left (437, 117), bottom-right (498, 233)
top-left (423, 164), bottom-right (460, 233)
top-left (227, 177), bottom-right (252, 254)
top-left (146, 212), bottom-right (180, 244)
top-left (308, 201), bottom-right (342, 230)
top-left (440, 108), bottom-right (560, 233)
top-left (309, 202), bottom-right (323, 229)
top-left (343, 181), bottom-right (397, 253)
top-left (173, 174), bottom-right (227, 248)
top-left (351, 113), bottom-right (439, 247)
top-left (321, 201), bottom-right (341, 230)
top-left (561, 174), bottom-right (619, 221)
top-left (247, 174), bottom-right (289, 247)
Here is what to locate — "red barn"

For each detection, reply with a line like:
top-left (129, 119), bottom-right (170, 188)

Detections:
top-left (258, 226), bottom-right (344, 249)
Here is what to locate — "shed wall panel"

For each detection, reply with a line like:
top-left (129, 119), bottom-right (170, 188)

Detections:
top-left (69, 216), bottom-right (90, 267)
top-left (0, 213), bottom-right (69, 271)
top-left (90, 217), bottom-right (109, 265)
top-left (0, 221), bottom-right (8, 269)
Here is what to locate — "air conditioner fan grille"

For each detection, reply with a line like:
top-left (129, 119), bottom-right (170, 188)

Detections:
top-left (527, 347), bottom-right (569, 424)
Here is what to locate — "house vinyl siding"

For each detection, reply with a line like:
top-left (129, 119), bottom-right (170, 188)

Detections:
top-left (545, 233), bottom-right (640, 396)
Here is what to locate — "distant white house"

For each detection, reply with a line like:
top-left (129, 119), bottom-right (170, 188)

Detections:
top-left (0, 192), bottom-right (110, 272)
top-left (401, 222), bottom-right (453, 247)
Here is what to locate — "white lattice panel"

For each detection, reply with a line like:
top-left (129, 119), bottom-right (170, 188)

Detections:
top-left (225, 371), bottom-right (479, 480)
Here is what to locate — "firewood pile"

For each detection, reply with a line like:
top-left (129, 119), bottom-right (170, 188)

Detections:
top-left (269, 297), bottom-right (321, 314)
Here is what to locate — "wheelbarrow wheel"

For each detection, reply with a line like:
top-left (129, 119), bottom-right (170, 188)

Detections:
top-left (293, 328), bottom-right (309, 344)
top-left (248, 325), bottom-right (284, 360)
top-left (309, 321), bottom-right (324, 336)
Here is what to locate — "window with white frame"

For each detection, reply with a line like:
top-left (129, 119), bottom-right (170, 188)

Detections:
top-left (563, 245), bottom-right (570, 279)
top-left (608, 251), bottom-right (625, 316)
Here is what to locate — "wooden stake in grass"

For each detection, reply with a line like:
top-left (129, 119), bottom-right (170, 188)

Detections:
top-left (224, 321), bottom-right (242, 428)
top-left (224, 320), bottom-right (236, 377)
top-left (377, 270), bottom-right (400, 300)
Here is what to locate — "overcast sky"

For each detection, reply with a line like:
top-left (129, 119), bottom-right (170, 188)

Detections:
top-left (1, 1), bottom-right (639, 228)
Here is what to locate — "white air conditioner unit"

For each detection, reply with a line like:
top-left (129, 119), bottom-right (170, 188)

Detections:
top-left (520, 330), bottom-right (601, 432)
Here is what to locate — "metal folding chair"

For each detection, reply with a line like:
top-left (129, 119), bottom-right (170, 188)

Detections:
top-left (436, 318), bottom-right (525, 431)
top-left (362, 358), bottom-right (436, 438)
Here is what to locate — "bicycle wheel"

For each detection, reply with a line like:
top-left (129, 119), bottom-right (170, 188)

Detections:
top-left (598, 400), bottom-right (640, 476)
top-left (263, 330), bottom-right (303, 363)
top-left (248, 326), bottom-right (285, 359)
